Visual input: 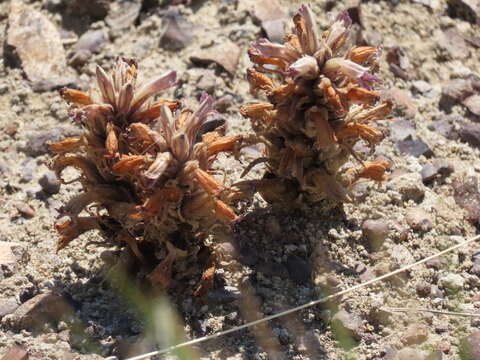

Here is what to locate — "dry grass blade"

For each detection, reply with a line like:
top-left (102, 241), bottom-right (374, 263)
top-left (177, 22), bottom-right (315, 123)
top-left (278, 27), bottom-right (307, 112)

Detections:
top-left (121, 234), bottom-right (480, 360)
top-left (382, 307), bottom-right (480, 317)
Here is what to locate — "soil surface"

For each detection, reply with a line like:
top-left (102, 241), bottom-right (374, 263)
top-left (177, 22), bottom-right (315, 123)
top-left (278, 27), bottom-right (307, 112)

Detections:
top-left (1, 0), bottom-right (480, 359)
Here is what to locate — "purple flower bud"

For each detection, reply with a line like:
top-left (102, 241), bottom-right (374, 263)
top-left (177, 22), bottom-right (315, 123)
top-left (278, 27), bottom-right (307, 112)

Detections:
top-left (131, 70), bottom-right (177, 113)
top-left (297, 4), bottom-right (320, 55)
top-left (185, 93), bottom-right (217, 143)
top-left (286, 56), bottom-right (319, 80)
top-left (324, 58), bottom-right (381, 90)
top-left (251, 38), bottom-right (301, 63)
top-left (336, 11), bottom-right (352, 28)
top-left (325, 12), bottom-right (352, 51)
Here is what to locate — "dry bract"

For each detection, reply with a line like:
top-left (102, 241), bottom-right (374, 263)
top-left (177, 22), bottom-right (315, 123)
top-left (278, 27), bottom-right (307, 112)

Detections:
top-left (241, 5), bottom-right (392, 206)
top-left (49, 58), bottom-right (241, 288)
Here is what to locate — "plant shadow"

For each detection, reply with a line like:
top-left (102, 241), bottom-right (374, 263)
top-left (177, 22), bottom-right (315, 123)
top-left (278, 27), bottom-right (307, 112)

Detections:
top-left (50, 203), bottom-right (362, 359)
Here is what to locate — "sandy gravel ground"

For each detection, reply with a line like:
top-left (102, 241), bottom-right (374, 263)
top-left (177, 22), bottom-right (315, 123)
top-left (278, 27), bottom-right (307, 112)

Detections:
top-left (1, 0), bottom-right (480, 359)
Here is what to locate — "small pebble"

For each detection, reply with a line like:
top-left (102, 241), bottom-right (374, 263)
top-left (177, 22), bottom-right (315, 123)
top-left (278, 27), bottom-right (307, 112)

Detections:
top-left (387, 172), bottom-right (426, 202)
top-left (402, 324), bottom-right (428, 345)
top-left (331, 310), bottom-right (363, 341)
top-left (16, 203), bottom-right (35, 218)
top-left (439, 273), bottom-right (464, 294)
top-left (405, 207), bottom-right (433, 232)
top-left (39, 170), bottom-right (61, 195)
top-left (362, 219), bottom-right (390, 251)
top-left (416, 281), bottom-right (431, 297)
top-left (460, 331), bottom-right (480, 359)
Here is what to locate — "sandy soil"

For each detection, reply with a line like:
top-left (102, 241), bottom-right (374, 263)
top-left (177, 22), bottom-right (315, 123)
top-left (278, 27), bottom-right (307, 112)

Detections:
top-left (1, 0), bottom-right (480, 359)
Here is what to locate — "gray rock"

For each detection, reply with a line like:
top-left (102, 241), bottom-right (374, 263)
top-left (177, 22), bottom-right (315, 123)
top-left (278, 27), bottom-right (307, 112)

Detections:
top-left (391, 245), bottom-right (415, 269)
top-left (453, 176), bottom-right (480, 224)
top-left (0, 241), bottom-right (28, 277)
top-left (16, 203), bottom-right (35, 219)
top-left (285, 255), bottom-right (312, 284)
top-left (23, 127), bottom-right (80, 157)
top-left (439, 273), bottom-right (464, 294)
top-left (412, 80), bottom-right (432, 94)
top-left (388, 172), bottom-right (426, 202)
top-left (0, 345), bottom-right (28, 360)
top-left (460, 122), bottom-right (480, 148)
top-left (244, 0), bottom-right (286, 43)
top-left (215, 94), bottom-right (235, 113)
top-left (436, 28), bottom-right (470, 59)
top-left (381, 87), bottom-right (416, 118)
top-left (429, 115), bottom-right (459, 140)
top-left (225, 311), bottom-right (238, 323)
top-left (430, 285), bottom-right (444, 299)
top-left (207, 287), bottom-right (240, 304)
top-left (421, 163), bottom-right (437, 183)
top-left (196, 70), bottom-right (217, 93)
top-left (406, 207), bottom-right (433, 232)
top-left (106, 0), bottom-right (142, 29)
top-left (7, 2), bottom-right (67, 83)
top-left (460, 331), bottom-right (480, 360)
top-left (69, 49), bottom-right (91, 68)
top-left (39, 170), bottom-right (61, 195)
top-left (396, 136), bottom-right (434, 158)
top-left (464, 94), bottom-right (480, 116)
top-left (74, 29), bottom-right (108, 54)
top-left (362, 219), bottom-right (390, 251)
top-left (389, 119), bottom-right (416, 142)
top-left (0, 83), bottom-right (8, 95)
top-left (447, 0), bottom-right (480, 24)
top-left (441, 78), bottom-right (474, 105)
top-left (159, 8), bottom-right (194, 50)
top-left (67, 0), bottom-right (109, 19)
top-left (8, 292), bottom-right (72, 332)
top-left (416, 281), bottom-right (431, 297)
top-left (20, 158), bottom-right (36, 183)
top-left (402, 324), bottom-right (428, 345)
top-left (434, 159), bottom-right (454, 177)
top-left (0, 297), bottom-right (20, 319)
top-left (44, 0), bottom-right (64, 12)
top-left (382, 346), bottom-right (398, 360)
top-left (190, 41), bottom-right (241, 75)
top-left (470, 262), bottom-right (480, 276)
top-left (31, 76), bottom-right (78, 92)
top-left (331, 310), bottom-right (363, 341)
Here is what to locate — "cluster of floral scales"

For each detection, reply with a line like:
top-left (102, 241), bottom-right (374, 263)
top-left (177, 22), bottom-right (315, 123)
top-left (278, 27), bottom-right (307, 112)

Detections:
top-left (241, 5), bottom-right (392, 205)
top-left (50, 58), bottom-right (242, 287)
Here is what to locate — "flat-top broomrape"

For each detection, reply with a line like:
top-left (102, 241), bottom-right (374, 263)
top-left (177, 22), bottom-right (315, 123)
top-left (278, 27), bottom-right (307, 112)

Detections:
top-left (241, 5), bottom-right (392, 205)
top-left (50, 58), bottom-right (240, 287)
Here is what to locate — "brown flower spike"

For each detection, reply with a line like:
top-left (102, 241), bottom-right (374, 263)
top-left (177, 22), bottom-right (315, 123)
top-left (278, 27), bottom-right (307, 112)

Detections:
top-left (241, 5), bottom-right (392, 205)
top-left (50, 58), bottom-right (240, 287)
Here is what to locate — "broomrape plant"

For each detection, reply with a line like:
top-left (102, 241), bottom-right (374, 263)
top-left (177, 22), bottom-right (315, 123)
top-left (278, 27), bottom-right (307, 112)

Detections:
top-left (49, 4), bottom-right (392, 289)
top-left (240, 5), bottom-right (392, 206)
top-left (50, 58), bottom-right (241, 288)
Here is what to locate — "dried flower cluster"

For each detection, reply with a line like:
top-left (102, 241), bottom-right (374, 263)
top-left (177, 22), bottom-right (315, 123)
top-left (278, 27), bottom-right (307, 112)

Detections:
top-left (49, 5), bottom-right (393, 290)
top-left (50, 58), bottom-right (241, 287)
top-left (241, 5), bottom-right (392, 205)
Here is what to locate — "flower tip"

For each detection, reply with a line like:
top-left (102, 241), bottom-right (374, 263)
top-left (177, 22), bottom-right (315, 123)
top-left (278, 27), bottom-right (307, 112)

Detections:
top-left (164, 70), bottom-right (178, 88)
top-left (337, 10), bottom-right (352, 27)
top-left (199, 92), bottom-right (215, 106)
top-left (251, 38), bottom-right (269, 51)
top-left (298, 4), bottom-right (310, 15)
top-left (286, 67), bottom-right (299, 78)
top-left (359, 72), bottom-right (382, 89)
